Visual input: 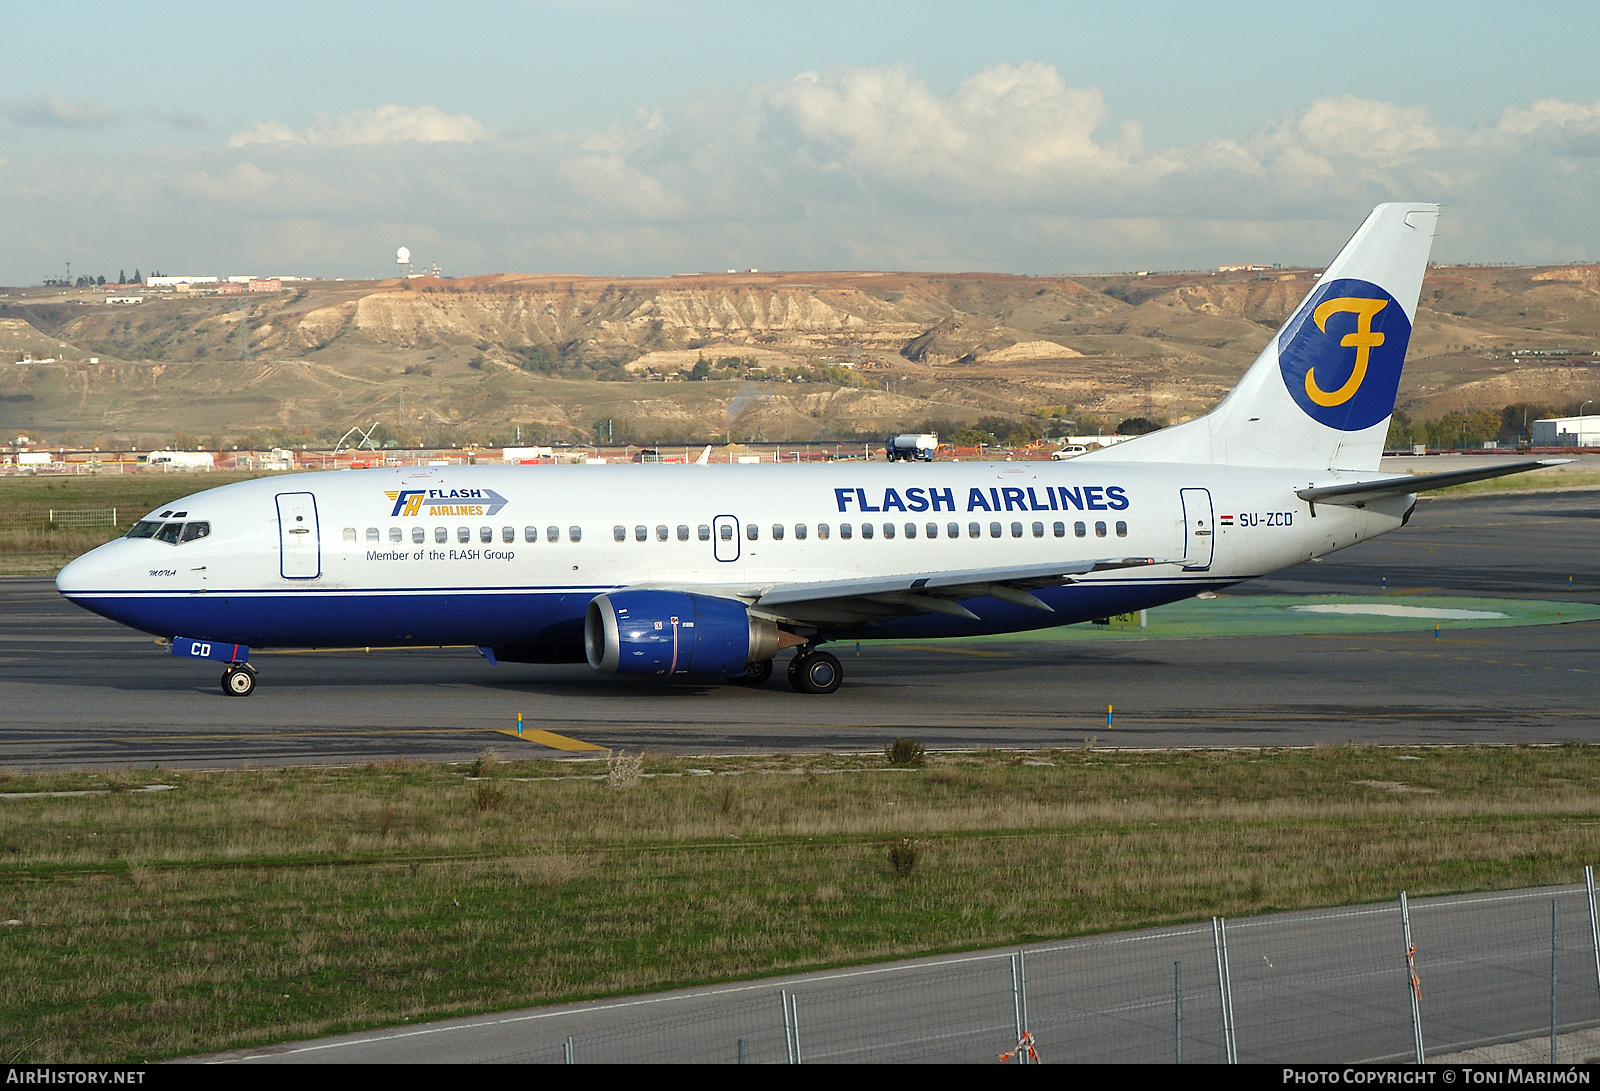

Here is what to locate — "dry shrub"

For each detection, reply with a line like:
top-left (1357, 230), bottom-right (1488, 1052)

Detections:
top-left (607, 750), bottom-right (643, 790)
top-left (472, 780), bottom-right (507, 812)
top-left (884, 738), bottom-right (926, 768)
top-left (470, 747), bottom-right (501, 779)
top-left (888, 838), bottom-right (920, 877)
top-left (377, 809), bottom-right (399, 839)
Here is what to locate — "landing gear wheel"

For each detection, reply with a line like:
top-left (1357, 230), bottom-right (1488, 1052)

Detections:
top-left (222, 664), bottom-right (256, 697)
top-left (789, 650), bottom-right (842, 694)
top-left (733, 659), bottom-right (773, 685)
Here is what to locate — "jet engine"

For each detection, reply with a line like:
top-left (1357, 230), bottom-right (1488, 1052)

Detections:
top-left (584, 590), bottom-right (793, 678)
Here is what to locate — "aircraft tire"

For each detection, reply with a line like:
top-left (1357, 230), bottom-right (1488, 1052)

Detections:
top-left (792, 651), bottom-right (842, 695)
top-left (223, 665), bottom-right (256, 697)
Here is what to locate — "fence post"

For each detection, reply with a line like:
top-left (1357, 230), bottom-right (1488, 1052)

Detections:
top-left (1010, 954), bottom-right (1024, 1064)
top-left (1174, 960), bottom-right (1183, 1064)
top-left (781, 989), bottom-right (795, 1065)
top-left (1212, 917), bottom-right (1237, 1063)
top-left (1401, 891), bottom-right (1425, 1065)
top-left (1018, 950), bottom-right (1030, 1065)
top-left (1586, 866), bottom-right (1600, 1012)
top-left (1552, 900), bottom-right (1560, 1064)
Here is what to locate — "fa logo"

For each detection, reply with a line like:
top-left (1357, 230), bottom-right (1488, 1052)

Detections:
top-left (1279, 278), bottom-right (1411, 431)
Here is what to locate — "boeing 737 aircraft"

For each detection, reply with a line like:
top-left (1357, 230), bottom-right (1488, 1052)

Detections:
top-left (56, 203), bottom-right (1565, 696)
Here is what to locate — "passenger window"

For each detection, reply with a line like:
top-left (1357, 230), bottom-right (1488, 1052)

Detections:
top-left (882, 523), bottom-right (894, 539)
top-left (746, 524), bottom-right (758, 541)
top-left (1011, 522), bottom-right (1023, 538)
top-left (905, 523), bottom-right (917, 539)
top-left (926, 523), bottom-right (938, 538)
top-left (948, 522), bottom-right (959, 538)
top-left (180, 521), bottom-right (210, 543)
top-left (391, 527), bottom-right (403, 543)
top-left (657, 525), bottom-right (669, 541)
top-left (546, 526), bottom-right (559, 542)
top-left (414, 527), bottom-right (426, 544)
top-left (772, 524), bottom-right (785, 540)
top-left (569, 526), bottom-right (582, 543)
top-left (524, 526), bottom-right (537, 542)
top-left (678, 525), bottom-right (690, 541)
top-left (343, 527), bottom-right (357, 542)
top-left (1032, 522), bottom-right (1044, 538)
top-left (1053, 522), bottom-right (1065, 538)
top-left (969, 522), bottom-right (981, 538)
top-left (698, 525), bottom-right (711, 541)
top-left (614, 525), bottom-right (627, 542)
top-left (635, 526), bottom-right (648, 542)
top-left (457, 527), bottom-right (470, 543)
top-left (839, 523), bottom-right (852, 540)
top-left (1116, 520), bottom-right (1128, 537)
top-left (795, 524), bottom-right (807, 540)
top-left (366, 527), bottom-right (379, 542)
top-left (156, 522), bottom-right (183, 544)
top-left (502, 526), bottom-right (514, 543)
top-left (479, 527), bottom-right (492, 543)
top-left (989, 522), bottom-right (1002, 538)
top-left (861, 523), bottom-right (874, 539)
top-left (1095, 521), bottom-right (1107, 538)
top-left (719, 524), bottom-right (733, 541)
top-left (1075, 521), bottom-right (1087, 538)
top-left (817, 524), bottom-right (829, 540)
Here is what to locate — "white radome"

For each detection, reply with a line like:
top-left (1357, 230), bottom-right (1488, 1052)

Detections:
top-left (396, 247), bottom-right (411, 264)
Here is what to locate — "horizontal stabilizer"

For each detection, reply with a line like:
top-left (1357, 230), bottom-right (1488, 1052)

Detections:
top-left (1296, 459), bottom-right (1572, 505)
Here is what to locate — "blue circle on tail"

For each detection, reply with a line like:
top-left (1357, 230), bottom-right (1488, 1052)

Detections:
top-left (1278, 278), bottom-right (1411, 432)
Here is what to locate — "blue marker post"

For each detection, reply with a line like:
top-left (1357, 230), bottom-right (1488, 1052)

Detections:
top-left (1382, 576), bottom-right (1387, 590)
top-left (1434, 625), bottom-right (1440, 641)
top-left (1107, 704), bottom-right (1114, 727)
top-left (516, 712), bottom-right (524, 736)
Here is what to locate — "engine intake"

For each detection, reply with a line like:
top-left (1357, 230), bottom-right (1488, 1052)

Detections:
top-left (585, 591), bottom-right (792, 678)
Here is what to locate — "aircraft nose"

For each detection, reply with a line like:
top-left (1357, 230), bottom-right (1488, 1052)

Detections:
top-left (56, 541), bottom-right (122, 597)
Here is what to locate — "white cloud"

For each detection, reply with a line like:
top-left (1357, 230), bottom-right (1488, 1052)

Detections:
top-left (4, 69), bottom-right (1599, 283)
top-left (0, 95), bottom-right (126, 129)
top-left (227, 104), bottom-right (490, 148)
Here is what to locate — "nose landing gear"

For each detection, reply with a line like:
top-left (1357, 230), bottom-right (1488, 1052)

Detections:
top-left (222, 663), bottom-right (257, 697)
top-left (787, 649), bottom-right (843, 694)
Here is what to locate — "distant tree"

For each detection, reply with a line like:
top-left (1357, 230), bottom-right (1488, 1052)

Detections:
top-left (132, 269), bottom-right (141, 283)
top-left (1117, 417), bottom-right (1162, 435)
top-left (118, 270), bottom-right (126, 285)
top-left (1385, 411), bottom-right (1414, 451)
top-left (950, 426), bottom-right (998, 447)
top-left (96, 275), bottom-right (105, 286)
top-left (1004, 420), bottom-right (1043, 446)
top-left (688, 358), bottom-right (712, 381)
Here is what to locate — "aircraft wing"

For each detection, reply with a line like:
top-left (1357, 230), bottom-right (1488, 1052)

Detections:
top-left (751, 556), bottom-right (1173, 624)
top-left (1296, 458), bottom-right (1572, 505)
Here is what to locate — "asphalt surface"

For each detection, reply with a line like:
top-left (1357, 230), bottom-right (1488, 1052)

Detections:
top-left (2, 488), bottom-right (1597, 769)
top-left (202, 883), bottom-right (1600, 1064)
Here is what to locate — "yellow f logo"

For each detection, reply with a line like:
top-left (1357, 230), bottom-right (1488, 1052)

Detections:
top-left (1305, 297), bottom-right (1388, 407)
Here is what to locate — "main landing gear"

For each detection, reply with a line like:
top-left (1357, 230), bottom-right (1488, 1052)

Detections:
top-left (787, 649), bottom-right (843, 695)
top-left (222, 663), bottom-right (257, 697)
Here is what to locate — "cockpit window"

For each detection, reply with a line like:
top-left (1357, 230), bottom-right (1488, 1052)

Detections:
top-left (127, 520), bottom-right (162, 539)
top-left (154, 522), bottom-right (183, 545)
top-left (179, 521), bottom-right (210, 543)
top-left (129, 519), bottom-right (211, 544)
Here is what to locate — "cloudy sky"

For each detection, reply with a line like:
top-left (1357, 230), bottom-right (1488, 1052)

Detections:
top-left (3, 1), bottom-right (1598, 283)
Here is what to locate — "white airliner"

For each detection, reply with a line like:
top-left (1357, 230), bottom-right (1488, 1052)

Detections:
top-left (57, 203), bottom-right (1564, 696)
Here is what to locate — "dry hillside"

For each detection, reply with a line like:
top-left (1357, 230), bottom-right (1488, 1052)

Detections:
top-left (2, 263), bottom-right (1598, 447)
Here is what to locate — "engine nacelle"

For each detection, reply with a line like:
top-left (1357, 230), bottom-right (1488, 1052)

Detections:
top-left (584, 591), bottom-right (787, 678)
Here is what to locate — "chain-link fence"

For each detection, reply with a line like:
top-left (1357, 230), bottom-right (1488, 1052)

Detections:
top-left (456, 873), bottom-right (1600, 1064)
top-left (0, 508), bottom-right (118, 531)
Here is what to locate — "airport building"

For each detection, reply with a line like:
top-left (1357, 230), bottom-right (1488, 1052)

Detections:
top-left (1532, 415), bottom-right (1600, 446)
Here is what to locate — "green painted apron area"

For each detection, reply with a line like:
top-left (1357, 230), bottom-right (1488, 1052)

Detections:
top-left (893, 595), bottom-right (1600, 645)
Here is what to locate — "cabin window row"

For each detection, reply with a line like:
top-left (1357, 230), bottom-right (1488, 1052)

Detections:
top-left (606, 520), bottom-right (1129, 542)
top-left (344, 526), bottom-right (584, 544)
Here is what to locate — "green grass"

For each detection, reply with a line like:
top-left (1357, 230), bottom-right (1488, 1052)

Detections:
top-left (5, 745), bottom-right (1600, 1061)
top-left (0, 471), bottom-right (284, 574)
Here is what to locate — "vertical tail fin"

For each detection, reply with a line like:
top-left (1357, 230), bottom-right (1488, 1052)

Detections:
top-left (1093, 202), bottom-right (1439, 472)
